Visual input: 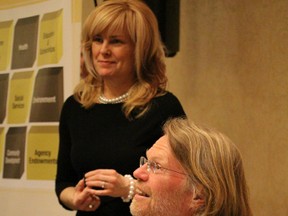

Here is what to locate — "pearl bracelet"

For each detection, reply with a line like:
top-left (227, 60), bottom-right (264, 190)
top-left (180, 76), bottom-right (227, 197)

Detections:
top-left (121, 174), bottom-right (135, 202)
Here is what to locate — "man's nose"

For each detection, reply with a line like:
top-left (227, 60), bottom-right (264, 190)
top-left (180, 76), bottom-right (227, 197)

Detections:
top-left (133, 164), bottom-right (149, 181)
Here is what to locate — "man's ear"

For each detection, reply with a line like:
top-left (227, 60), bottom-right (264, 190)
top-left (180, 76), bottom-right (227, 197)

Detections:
top-left (191, 191), bottom-right (205, 209)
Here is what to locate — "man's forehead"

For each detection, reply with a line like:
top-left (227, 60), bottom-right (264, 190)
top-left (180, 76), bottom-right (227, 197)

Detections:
top-left (147, 135), bottom-right (171, 158)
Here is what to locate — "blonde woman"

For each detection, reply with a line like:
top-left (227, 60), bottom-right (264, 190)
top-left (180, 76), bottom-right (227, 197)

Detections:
top-left (55, 1), bottom-right (185, 215)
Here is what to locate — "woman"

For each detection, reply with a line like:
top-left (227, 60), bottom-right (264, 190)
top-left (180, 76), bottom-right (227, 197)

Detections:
top-left (55, 0), bottom-right (186, 215)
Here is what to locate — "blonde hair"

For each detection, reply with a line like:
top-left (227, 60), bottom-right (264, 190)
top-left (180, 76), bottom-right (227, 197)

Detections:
top-left (75, 0), bottom-right (167, 118)
top-left (163, 118), bottom-right (253, 216)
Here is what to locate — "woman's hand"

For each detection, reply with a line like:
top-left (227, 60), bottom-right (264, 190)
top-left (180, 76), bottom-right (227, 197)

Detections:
top-left (84, 169), bottom-right (130, 198)
top-left (73, 179), bottom-right (101, 211)
top-left (60, 179), bottom-right (101, 211)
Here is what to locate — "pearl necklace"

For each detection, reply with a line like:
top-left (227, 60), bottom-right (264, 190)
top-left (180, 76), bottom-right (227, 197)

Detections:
top-left (98, 92), bottom-right (129, 104)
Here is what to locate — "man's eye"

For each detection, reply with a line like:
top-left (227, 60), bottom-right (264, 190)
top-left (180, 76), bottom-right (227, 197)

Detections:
top-left (154, 163), bottom-right (162, 171)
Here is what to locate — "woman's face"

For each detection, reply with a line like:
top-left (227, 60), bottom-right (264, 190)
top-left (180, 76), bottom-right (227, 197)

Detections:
top-left (91, 30), bottom-right (135, 84)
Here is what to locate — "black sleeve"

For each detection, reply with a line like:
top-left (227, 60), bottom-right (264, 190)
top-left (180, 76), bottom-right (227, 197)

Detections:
top-left (157, 91), bottom-right (186, 121)
top-left (55, 96), bottom-right (78, 210)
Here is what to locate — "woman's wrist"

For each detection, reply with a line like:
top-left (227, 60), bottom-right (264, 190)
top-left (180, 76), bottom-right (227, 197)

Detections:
top-left (60, 187), bottom-right (78, 210)
top-left (121, 174), bottom-right (135, 202)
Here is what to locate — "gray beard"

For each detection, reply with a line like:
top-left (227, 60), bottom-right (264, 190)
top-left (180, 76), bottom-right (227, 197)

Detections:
top-left (130, 195), bottom-right (186, 216)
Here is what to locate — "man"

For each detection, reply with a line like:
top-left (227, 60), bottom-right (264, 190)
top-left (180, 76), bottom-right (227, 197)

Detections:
top-left (130, 117), bottom-right (252, 216)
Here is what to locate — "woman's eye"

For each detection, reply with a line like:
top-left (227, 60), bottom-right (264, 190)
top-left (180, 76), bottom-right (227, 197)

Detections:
top-left (110, 39), bottom-right (123, 44)
top-left (92, 36), bottom-right (103, 43)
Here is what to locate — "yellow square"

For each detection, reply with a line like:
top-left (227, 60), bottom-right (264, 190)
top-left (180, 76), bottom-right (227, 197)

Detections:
top-left (26, 126), bottom-right (59, 180)
top-left (0, 21), bottom-right (13, 71)
top-left (38, 9), bottom-right (63, 66)
top-left (7, 71), bottom-right (34, 124)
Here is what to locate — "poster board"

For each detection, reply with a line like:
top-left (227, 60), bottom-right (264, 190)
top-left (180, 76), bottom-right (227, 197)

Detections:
top-left (0, 0), bottom-right (78, 189)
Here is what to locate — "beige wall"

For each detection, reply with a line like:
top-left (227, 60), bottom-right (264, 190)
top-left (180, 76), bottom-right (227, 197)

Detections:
top-left (0, 0), bottom-right (47, 9)
top-left (166, 0), bottom-right (288, 215)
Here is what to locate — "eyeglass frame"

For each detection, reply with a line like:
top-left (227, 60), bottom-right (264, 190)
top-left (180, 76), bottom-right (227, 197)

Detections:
top-left (139, 156), bottom-right (189, 177)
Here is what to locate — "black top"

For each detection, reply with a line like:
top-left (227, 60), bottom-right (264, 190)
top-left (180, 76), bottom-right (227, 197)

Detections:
top-left (55, 91), bottom-right (186, 216)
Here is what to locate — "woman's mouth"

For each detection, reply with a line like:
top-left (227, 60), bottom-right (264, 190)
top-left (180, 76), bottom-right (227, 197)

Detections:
top-left (97, 60), bottom-right (115, 67)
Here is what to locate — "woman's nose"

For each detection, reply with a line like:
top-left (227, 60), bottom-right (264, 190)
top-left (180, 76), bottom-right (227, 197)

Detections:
top-left (100, 41), bottom-right (110, 55)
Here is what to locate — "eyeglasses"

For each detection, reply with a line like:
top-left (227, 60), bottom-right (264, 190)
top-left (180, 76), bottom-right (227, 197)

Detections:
top-left (139, 156), bottom-right (188, 176)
